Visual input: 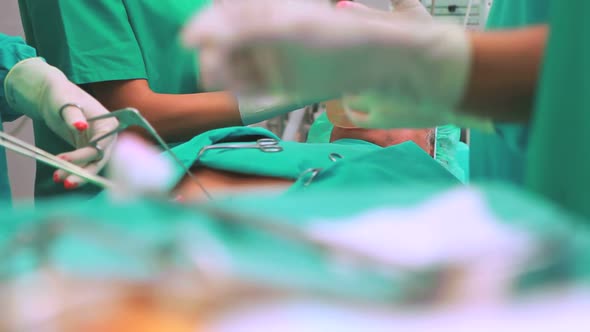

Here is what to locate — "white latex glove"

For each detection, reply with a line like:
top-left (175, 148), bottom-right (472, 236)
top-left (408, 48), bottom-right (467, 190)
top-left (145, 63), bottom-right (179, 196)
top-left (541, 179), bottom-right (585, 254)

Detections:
top-left (4, 58), bottom-right (118, 189)
top-left (183, 0), bottom-right (475, 129)
top-left (333, 0), bottom-right (438, 128)
top-left (197, 2), bottom-right (326, 125)
top-left (341, 90), bottom-right (493, 129)
top-left (334, 1), bottom-right (491, 129)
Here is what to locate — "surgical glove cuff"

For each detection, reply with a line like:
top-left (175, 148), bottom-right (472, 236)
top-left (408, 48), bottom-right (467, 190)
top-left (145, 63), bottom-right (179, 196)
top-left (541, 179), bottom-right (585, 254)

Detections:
top-left (342, 90), bottom-right (492, 130)
top-left (238, 95), bottom-right (303, 125)
top-left (4, 57), bottom-right (64, 120)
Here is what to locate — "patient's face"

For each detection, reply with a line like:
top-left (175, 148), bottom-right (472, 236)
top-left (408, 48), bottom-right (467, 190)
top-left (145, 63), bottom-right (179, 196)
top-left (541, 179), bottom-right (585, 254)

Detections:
top-left (326, 99), bottom-right (434, 155)
top-left (330, 127), bottom-right (434, 155)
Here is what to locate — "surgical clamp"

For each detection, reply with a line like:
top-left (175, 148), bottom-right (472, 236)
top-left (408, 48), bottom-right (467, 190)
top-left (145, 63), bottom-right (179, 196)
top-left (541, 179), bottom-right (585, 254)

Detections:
top-left (0, 130), bottom-right (116, 189)
top-left (87, 108), bottom-right (212, 199)
top-left (195, 138), bottom-right (283, 163)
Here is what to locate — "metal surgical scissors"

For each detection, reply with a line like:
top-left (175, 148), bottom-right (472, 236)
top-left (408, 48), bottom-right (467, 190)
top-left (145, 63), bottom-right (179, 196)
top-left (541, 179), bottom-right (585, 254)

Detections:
top-left (0, 130), bottom-right (116, 189)
top-left (87, 108), bottom-right (212, 199)
top-left (195, 138), bottom-right (283, 163)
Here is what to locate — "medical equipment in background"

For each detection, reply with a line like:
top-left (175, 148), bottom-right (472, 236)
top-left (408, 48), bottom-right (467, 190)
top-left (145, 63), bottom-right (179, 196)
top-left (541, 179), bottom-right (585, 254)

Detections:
top-left (282, 108), bottom-right (307, 141)
top-left (254, 104), bottom-right (320, 142)
top-left (421, 0), bottom-right (492, 29)
top-left (338, 1), bottom-right (492, 29)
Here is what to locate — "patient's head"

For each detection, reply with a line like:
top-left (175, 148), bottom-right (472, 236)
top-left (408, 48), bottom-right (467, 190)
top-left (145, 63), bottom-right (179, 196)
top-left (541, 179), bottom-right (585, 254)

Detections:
top-left (330, 127), bottom-right (435, 155)
top-left (326, 99), bottom-right (435, 155)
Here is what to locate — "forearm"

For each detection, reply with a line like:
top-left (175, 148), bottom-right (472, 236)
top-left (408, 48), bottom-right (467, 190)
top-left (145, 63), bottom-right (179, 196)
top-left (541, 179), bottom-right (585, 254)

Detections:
top-left (89, 80), bottom-right (242, 142)
top-left (133, 91), bottom-right (242, 142)
top-left (461, 25), bottom-right (548, 122)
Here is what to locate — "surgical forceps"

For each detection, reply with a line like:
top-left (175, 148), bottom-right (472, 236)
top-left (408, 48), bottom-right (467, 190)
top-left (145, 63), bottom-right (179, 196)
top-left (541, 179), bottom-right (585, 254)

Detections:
top-left (195, 138), bottom-right (283, 163)
top-left (87, 108), bottom-right (212, 199)
top-left (0, 130), bottom-right (115, 189)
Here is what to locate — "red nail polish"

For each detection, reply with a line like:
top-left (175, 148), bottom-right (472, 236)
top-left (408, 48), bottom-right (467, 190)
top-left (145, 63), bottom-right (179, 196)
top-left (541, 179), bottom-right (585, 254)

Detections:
top-left (59, 155), bottom-right (70, 161)
top-left (64, 180), bottom-right (79, 190)
top-left (73, 121), bottom-right (89, 132)
top-left (173, 195), bottom-right (185, 203)
top-left (53, 173), bottom-right (62, 183)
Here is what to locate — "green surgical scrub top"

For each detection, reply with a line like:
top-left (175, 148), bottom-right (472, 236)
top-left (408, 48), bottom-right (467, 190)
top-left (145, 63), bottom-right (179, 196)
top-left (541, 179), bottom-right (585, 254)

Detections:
top-left (527, 0), bottom-right (590, 219)
top-left (169, 127), bottom-right (458, 192)
top-left (469, 0), bottom-right (549, 185)
top-left (0, 34), bottom-right (36, 204)
top-left (18, 0), bottom-right (212, 198)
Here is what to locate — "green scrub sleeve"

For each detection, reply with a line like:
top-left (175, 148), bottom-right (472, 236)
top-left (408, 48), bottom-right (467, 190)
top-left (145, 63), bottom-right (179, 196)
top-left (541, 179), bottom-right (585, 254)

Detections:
top-left (527, 0), bottom-right (590, 219)
top-left (469, 0), bottom-right (549, 186)
top-left (0, 34), bottom-right (37, 121)
top-left (0, 34), bottom-right (37, 203)
top-left (18, 0), bottom-right (147, 84)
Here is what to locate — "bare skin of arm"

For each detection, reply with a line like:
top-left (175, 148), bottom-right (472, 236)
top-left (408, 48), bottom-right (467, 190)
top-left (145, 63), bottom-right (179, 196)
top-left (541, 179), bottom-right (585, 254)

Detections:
top-left (174, 167), bottom-right (293, 201)
top-left (88, 79), bottom-right (243, 142)
top-left (461, 25), bottom-right (548, 122)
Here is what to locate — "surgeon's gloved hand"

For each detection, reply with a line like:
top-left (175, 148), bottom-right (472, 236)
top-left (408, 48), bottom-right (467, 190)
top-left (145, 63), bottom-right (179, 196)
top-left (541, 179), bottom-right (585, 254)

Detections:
top-left (183, 0), bottom-right (475, 129)
top-left (4, 57), bottom-right (118, 189)
top-left (332, 1), bottom-right (492, 129)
